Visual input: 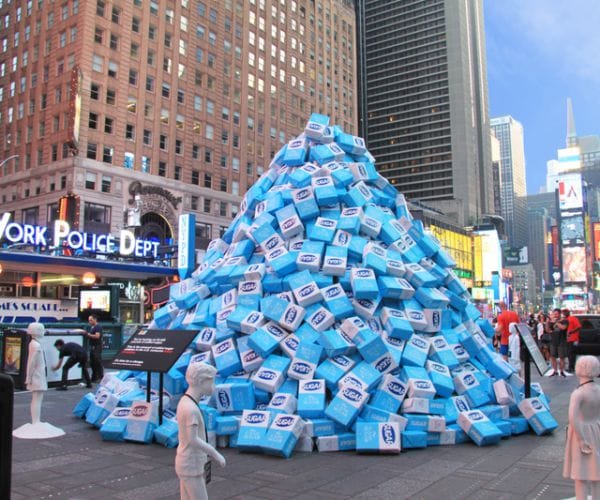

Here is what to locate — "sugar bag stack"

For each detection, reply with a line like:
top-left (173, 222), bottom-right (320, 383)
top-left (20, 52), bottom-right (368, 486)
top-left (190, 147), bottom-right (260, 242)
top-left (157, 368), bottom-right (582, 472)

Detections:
top-left (74, 114), bottom-right (556, 454)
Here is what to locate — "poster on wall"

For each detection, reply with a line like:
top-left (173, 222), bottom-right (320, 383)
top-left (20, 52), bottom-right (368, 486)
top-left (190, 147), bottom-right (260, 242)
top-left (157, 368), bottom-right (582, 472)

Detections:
top-left (3, 335), bottom-right (23, 374)
top-left (562, 246), bottom-right (587, 283)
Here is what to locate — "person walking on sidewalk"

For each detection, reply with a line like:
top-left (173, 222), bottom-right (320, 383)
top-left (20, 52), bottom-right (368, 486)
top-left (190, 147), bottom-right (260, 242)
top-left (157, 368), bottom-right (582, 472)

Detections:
top-left (494, 301), bottom-right (520, 361)
top-left (547, 308), bottom-right (568, 377)
top-left (87, 314), bottom-right (104, 383)
top-left (563, 308), bottom-right (582, 373)
top-left (52, 339), bottom-right (92, 390)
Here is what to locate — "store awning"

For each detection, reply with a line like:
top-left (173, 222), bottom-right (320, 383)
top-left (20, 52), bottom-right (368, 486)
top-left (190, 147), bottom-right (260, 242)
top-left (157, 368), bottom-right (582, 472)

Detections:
top-left (0, 251), bottom-right (176, 280)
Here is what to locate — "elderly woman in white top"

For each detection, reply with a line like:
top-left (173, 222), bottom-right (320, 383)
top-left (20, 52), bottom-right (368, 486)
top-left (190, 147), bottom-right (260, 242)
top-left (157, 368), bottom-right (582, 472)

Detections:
top-left (563, 355), bottom-right (600, 500)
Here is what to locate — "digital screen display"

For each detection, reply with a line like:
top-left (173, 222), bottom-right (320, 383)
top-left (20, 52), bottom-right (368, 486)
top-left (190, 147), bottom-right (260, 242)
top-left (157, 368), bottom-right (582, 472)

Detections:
top-left (560, 215), bottom-right (585, 245)
top-left (79, 289), bottom-right (110, 313)
top-left (78, 286), bottom-right (118, 321)
top-left (562, 246), bottom-right (587, 283)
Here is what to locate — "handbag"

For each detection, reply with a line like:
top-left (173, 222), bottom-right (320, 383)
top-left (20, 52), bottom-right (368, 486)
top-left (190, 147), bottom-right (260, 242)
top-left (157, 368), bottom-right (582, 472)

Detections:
top-left (541, 332), bottom-right (552, 343)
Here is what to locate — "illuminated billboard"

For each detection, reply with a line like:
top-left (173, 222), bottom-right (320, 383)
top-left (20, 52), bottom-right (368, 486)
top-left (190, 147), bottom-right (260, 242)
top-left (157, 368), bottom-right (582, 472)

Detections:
top-left (429, 225), bottom-right (473, 272)
top-left (594, 222), bottom-right (600, 261)
top-left (473, 229), bottom-right (501, 284)
top-left (562, 245), bottom-right (587, 283)
top-left (558, 173), bottom-right (583, 211)
top-left (557, 147), bottom-right (582, 173)
top-left (560, 215), bottom-right (585, 246)
top-left (551, 226), bottom-right (560, 267)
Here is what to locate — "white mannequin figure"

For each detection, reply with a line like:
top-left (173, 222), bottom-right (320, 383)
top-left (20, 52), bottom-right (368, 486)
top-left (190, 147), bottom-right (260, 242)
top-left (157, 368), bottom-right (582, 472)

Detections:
top-left (563, 356), bottom-right (600, 500)
top-left (13, 322), bottom-right (65, 439)
top-left (175, 363), bottom-right (226, 500)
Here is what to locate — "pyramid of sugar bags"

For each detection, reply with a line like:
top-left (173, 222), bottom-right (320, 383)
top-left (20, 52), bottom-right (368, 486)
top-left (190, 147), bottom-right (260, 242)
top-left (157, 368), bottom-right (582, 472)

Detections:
top-left (73, 114), bottom-right (557, 453)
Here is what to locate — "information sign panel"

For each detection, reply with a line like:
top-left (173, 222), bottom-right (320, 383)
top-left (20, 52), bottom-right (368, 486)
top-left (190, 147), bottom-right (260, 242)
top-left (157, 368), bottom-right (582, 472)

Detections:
top-left (110, 329), bottom-right (197, 373)
top-left (514, 323), bottom-right (551, 376)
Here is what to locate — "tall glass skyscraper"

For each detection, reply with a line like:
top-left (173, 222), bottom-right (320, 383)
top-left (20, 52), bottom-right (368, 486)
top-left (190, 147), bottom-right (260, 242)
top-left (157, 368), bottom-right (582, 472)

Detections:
top-left (490, 115), bottom-right (528, 247)
top-left (357, 0), bottom-right (493, 226)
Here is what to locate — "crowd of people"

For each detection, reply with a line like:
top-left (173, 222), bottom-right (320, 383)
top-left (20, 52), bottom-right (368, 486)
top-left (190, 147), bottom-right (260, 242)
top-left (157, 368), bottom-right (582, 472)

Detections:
top-left (492, 302), bottom-right (581, 377)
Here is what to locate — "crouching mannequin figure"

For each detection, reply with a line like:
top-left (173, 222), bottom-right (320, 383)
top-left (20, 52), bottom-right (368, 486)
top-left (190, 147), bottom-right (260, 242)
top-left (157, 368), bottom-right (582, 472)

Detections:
top-left (176, 363), bottom-right (226, 500)
top-left (13, 322), bottom-right (65, 439)
top-left (563, 355), bottom-right (600, 500)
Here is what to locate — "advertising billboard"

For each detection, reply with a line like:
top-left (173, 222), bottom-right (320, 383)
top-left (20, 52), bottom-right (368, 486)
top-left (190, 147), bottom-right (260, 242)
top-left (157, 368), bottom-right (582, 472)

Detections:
top-left (560, 215), bottom-right (585, 246)
top-left (551, 226), bottom-right (560, 267)
top-left (503, 247), bottom-right (528, 265)
top-left (429, 225), bottom-right (473, 272)
top-left (473, 229), bottom-right (502, 285)
top-left (562, 246), bottom-right (587, 283)
top-left (594, 222), bottom-right (600, 261)
top-left (558, 173), bottom-right (583, 211)
top-left (557, 147), bottom-right (581, 173)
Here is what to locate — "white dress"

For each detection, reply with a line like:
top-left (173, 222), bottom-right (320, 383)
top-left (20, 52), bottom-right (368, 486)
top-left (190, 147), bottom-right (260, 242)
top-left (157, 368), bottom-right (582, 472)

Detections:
top-left (563, 383), bottom-right (600, 481)
top-left (25, 339), bottom-right (47, 391)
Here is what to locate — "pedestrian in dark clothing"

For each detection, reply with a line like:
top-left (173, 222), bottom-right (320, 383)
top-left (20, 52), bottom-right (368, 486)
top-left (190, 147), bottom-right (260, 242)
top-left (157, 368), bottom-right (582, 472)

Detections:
top-left (87, 314), bottom-right (104, 382)
top-left (52, 339), bottom-right (92, 390)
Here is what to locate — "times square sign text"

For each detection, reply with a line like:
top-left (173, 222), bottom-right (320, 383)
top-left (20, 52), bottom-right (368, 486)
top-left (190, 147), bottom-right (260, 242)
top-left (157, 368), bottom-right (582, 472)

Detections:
top-left (0, 212), bottom-right (159, 259)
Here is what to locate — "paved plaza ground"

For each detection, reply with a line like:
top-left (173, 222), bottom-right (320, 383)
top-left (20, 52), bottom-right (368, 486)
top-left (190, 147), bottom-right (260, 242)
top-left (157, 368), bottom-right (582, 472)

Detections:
top-left (10, 370), bottom-right (579, 500)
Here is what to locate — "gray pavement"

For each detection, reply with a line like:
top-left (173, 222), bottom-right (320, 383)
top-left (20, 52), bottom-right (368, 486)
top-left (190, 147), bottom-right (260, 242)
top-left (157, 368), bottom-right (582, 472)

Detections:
top-left (11, 371), bottom-right (579, 500)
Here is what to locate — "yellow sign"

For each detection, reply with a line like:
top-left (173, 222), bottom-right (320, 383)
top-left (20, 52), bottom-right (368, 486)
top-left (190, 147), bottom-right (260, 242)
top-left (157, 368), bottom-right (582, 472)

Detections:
top-left (430, 225), bottom-right (473, 273)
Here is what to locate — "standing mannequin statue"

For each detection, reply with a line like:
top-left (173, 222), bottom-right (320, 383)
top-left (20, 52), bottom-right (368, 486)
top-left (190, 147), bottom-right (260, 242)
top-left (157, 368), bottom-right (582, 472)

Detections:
top-left (175, 363), bottom-right (226, 500)
top-left (13, 322), bottom-right (65, 439)
top-left (563, 355), bottom-right (600, 500)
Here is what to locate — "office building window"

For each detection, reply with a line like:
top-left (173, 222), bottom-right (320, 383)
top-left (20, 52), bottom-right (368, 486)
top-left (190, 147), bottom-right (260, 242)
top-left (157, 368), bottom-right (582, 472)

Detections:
top-left (22, 207), bottom-right (39, 225)
top-left (102, 146), bottom-right (113, 163)
top-left (101, 175), bottom-right (111, 193)
top-left (87, 143), bottom-right (97, 160)
top-left (106, 88), bottom-right (116, 105)
top-left (126, 124), bottom-right (135, 140)
top-left (88, 112), bottom-right (98, 129)
top-left (84, 202), bottom-right (111, 224)
top-left (104, 117), bottom-right (113, 134)
top-left (85, 172), bottom-right (96, 189)
top-left (129, 69), bottom-right (138, 85)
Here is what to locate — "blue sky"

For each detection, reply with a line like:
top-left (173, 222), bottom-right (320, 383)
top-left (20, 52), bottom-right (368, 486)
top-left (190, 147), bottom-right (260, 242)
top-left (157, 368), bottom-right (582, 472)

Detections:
top-left (484, 0), bottom-right (600, 194)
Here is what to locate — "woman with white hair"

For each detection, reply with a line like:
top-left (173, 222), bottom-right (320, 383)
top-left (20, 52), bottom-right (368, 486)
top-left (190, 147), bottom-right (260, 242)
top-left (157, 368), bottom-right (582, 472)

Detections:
top-left (563, 355), bottom-right (600, 499)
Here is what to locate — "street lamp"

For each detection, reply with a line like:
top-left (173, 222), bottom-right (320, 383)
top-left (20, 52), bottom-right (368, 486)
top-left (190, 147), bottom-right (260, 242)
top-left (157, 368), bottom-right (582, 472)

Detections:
top-left (0, 155), bottom-right (19, 174)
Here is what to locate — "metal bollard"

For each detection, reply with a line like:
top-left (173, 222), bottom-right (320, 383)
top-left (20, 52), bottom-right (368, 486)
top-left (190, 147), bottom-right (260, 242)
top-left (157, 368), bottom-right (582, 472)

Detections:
top-left (0, 373), bottom-right (13, 498)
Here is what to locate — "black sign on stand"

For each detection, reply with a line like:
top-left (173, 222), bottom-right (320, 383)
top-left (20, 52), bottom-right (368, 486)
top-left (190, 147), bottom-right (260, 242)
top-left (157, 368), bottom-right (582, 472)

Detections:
top-left (514, 323), bottom-right (551, 398)
top-left (110, 329), bottom-right (198, 424)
